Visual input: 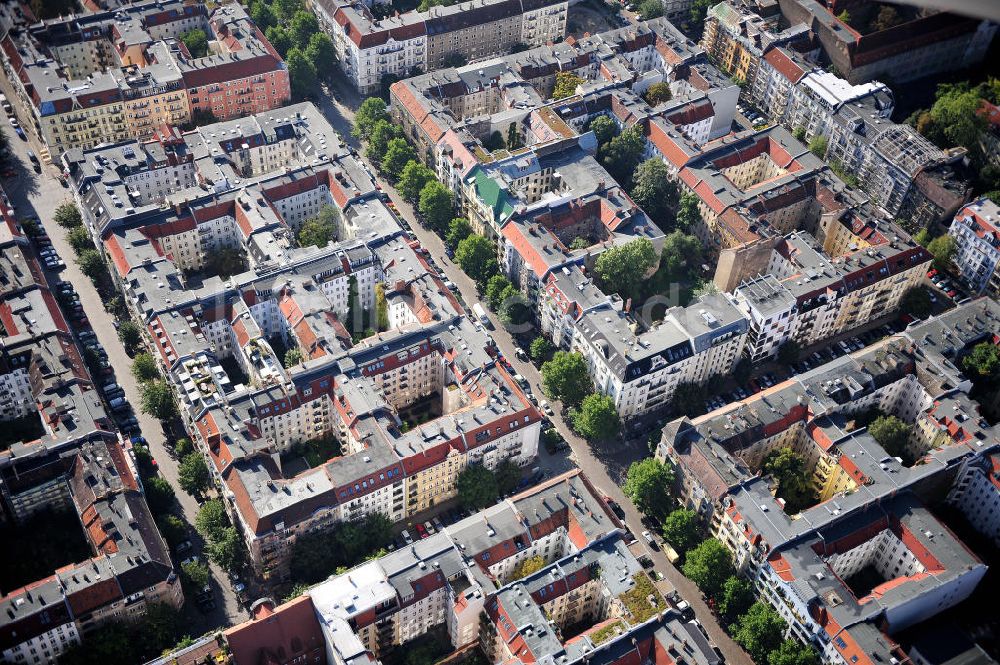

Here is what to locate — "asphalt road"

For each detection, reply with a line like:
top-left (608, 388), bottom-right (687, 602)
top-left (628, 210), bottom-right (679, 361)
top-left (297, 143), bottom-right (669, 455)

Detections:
top-left (313, 81), bottom-right (753, 665)
top-left (0, 82), bottom-right (246, 631)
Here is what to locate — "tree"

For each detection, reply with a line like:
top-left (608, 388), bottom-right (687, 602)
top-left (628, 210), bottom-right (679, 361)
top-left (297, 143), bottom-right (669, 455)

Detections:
top-left (287, 47), bottom-right (318, 99)
top-left (661, 508), bottom-right (700, 556)
top-left (600, 126), bottom-right (645, 188)
top-left (54, 202), bottom-right (83, 228)
top-left (365, 119), bottom-right (402, 164)
top-left (354, 98), bottom-right (389, 140)
top-left (266, 25), bottom-right (294, 57)
top-left (870, 5), bottom-right (902, 32)
top-left (77, 249), bottom-right (106, 283)
top-left (381, 138), bottom-right (417, 180)
top-left (686, 0), bottom-right (714, 37)
top-left (681, 538), bottom-right (734, 598)
top-left (540, 351), bottom-right (592, 408)
top-left (398, 160), bottom-right (435, 201)
top-left (181, 560), bottom-right (210, 589)
top-left (174, 437), bottom-right (194, 458)
top-left (570, 236), bottom-right (591, 250)
top-left (836, 9), bottom-right (851, 24)
top-left (732, 602), bottom-right (786, 664)
top-left (900, 286), bottom-right (932, 318)
top-left (305, 33), bottom-right (336, 78)
top-left (589, 115), bottom-right (619, 145)
top-left (454, 235), bottom-right (498, 286)
top-left (179, 28), bottom-right (208, 58)
top-left (808, 135), bottom-right (828, 158)
top-left (777, 340), bottom-right (800, 365)
top-left (659, 231), bottom-right (702, 284)
top-left (291, 10), bottom-right (319, 47)
top-left (868, 414), bottom-right (911, 458)
top-left (207, 526), bottom-right (246, 573)
top-left (676, 192), bottom-right (702, 231)
top-left (284, 347), bottom-right (304, 367)
top-left (793, 126), bottom-right (807, 142)
top-left (144, 476), bottom-right (176, 515)
top-left (594, 237), bottom-right (657, 298)
top-left (207, 246), bottom-right (246, 278)
top-left (927, 234), bottom-right (957, 270)
top-left (510, 555), bottom-right (546, 579)
top-left (623, 458), bottom-right (674, 519)
top-left (962, 342), bottom-right (1000, 379)
top-left (717, 576), bottom-right (754, 623)
top-left (769, 640), bottom-right (820, 665)
top-left (763, 447), bottom-right (816, 513)
top-left (913, 228), bottom-right (931, 246)
top-left (375, 283), bottom-right (389, 331)
top-left (195, 499), bottom-right (230, 542)
top-left (506, 122), bottom-right (523, 150)
top-left (496, 460), bottom-right (522, 496)
top-left (485, 275), bottom-right (514, 310)
top-left (141, 380), bottom-right (177, 421)
top-left (553, 71), bottom-right (585, 99)
top-left (118, 321), bottom-right (143, 355)
top-left (497, 284), bottom-right (531, 326)
top-left (178, 452), bottom-right (211, 496)
top-left (443, 51), bottom-right (468, 68)
top-left (445, 217), bottom-right (473, 250)
top-left (250, 1), bottom-right (277, 30)
top-left (456, 464), bottom-right (499, 510)
top-left (571, 393), bottom-right (620, 441)
top-left (298, 204), bottom-right (340, 248)
top-left (631, 159), bottom-right (678, 227)
top-left (530, 336), bottom-right (555, 363)
top-left (131, 352), bottom-right (159, 383)
top-left (66, 225), bottom-right (94, 253)
top-left (156, 514), bottom-right (187, 548)
top-left (274, 0), bottom-right (305, 20)
top-left (637, 0), bottom-right (663, 20)
top-left (418, 181), bottom-right (454, 232)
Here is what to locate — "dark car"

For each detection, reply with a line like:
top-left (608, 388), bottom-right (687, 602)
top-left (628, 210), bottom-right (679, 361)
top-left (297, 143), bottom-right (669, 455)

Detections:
top-left (605, 498), bottom-right (627, 521)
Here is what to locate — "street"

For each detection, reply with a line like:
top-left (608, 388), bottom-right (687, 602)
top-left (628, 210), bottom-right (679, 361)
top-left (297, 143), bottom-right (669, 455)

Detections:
top-left (312, 81), bottom-right (753, 665)
top-left (0, 82), bottom-right (245, 631)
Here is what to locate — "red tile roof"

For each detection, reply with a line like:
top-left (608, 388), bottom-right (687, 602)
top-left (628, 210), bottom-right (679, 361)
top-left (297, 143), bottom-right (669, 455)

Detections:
top-left (225, 596), bottom-right (328, 665)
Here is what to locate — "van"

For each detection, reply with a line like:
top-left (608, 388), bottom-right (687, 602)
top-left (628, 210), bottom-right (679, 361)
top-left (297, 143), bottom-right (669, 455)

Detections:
top-left (103, 383), bottom-right (119, 395)
top-left (109, 397), bottom-right (126, 409)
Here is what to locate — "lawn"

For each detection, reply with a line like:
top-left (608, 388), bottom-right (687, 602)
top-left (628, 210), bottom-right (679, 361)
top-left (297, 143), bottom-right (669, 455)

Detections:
top-left (617, 573), bottom-right (664, 624)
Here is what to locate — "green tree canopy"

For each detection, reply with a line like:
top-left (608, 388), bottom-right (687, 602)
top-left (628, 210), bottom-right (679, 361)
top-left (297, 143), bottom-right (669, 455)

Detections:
top-left (156, 514), bottom-right (188, 547)
top-left (181, 560), bottom-right (210, 589)
top-left (454, 235), bottom-right (498, 286)
top-left (250, 1), bottom-right (277, 30)
top-left (305, 33), bottom-right (336, 79)
top-left (540, 351), bottom-right (592, 408)
top-left (718, 575), bottom-right (755, 623)
top-left (456, 464), bottom-right (499, 510)
top-left (630, 159), bottom-right (678, 228)
top-left (495, 460), bottom-right (522, 497)
top-left (375, 283), bottom-right (389, 331)
top-left (808, 135), bottom-right (828, 158)
top-left (381, 137), bottom-right (417, 180)
top-left (681, 538), bottom-right (734, 598)
top-left (675, 192), bottom-right (702, 231)
top-left (769, 640), bottom-right (820, 665)
top-left (962, 342), bottom-right (1000, 378)
top-left (868, 414), bottom-right (911, 458)
top-left (927, 234), bottom-right (957, 270)
top-left (659, 231), bottom-right (703, 285)
top-left (286, 47), bottom-right (317, 99)
top-left (289, 513), bottom-right (393, 584)
top-left (284, 347), bottom-right (304, 368)
top-left (445, 217), bottom-right (473, 249)
top-left (553, 71), bottom-right (585, 99)
top-left (207, 526), bottom-right (246, 573)
top-left (589, 115), bottom-right (619, 145)
top-left (600, 126), bottom-right (646, 188)
top-left (622, 458), bottom-right (675, 520)
top-left (637, 0), bottom-right (663, 20)
top-left (418, 181), bottom-right (455, 233)
top-left (763, 447), bottom-right (817, 513)
top-left (77, 249), bottom-right (107, 284)
top-left (67, 225), bottom-right (94, 253)
top-left (179, 28), bottom-right (208, 58)
top-left (118, 321), bottom-right (143, 355)
top-left (571, 393), bottom-right (620, 441)
top-left (290, 10), bottom-right (319, 47)
top-left (178, 452), bottom-right (211, 497)
top-left (732, 602), bottom-right (786, 664)
top-left (144, 476), bottom-right (175, 515)
top-left (365, 119), bottom-right (402, 163)
top-left (195, 499), bottom-right (230, 542)
top-left (594, 237), bottom-right (658, 298)
top-left (485, 275), bottom-right (514, 310)
top-left (140, 380), bottom-right (178, 421)
top-left (497, 285), bottom-right (531, 326)
top-left (131, 352), bottom-right (159, 383)
top-left (661, 508), bottom-right (700, 556)
top-left (900, 285), bottom-right (932, 318)
top-left (530, 336), bottom-right (555, 362)
top-left (297, 204), bottom-right (340, 248)
top-left (354, 97), bottom-right (390, 140)
top-left (398, 160), bottom-right (435, 201)
top-left (54, 205), bottom-right (82, 230)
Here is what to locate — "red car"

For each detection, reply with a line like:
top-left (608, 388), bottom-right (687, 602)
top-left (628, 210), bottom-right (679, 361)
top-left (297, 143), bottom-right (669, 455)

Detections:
top-left (947, 289), bottom-right (958, 298)
top-left (415, 523), bottom-right (428, 539)
top-left (926, 269), bottom-right (937, 278)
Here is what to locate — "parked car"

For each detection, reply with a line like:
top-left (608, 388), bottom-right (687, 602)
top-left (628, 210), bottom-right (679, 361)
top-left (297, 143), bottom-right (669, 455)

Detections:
top-left (401, 530), bottom-right (413, 545)
top-left (175, 540), bottom-right (193, 555)
top-left (415, 523), bottom-right (428, 539)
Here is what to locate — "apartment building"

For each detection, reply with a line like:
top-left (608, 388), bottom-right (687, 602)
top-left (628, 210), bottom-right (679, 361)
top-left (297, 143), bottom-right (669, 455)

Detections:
top-left (312, 0), bottom-right (567, 95)
top-left (0, 193), bottom-right (181, 664)
top-left (656, 298), bottom-right (1000, 665)
top-left (948, 197), bottom-right (1000, 297)
top-left (0, 0), bottom-right (288, 161)
top-left (65, 103), bottom-right (541, 581)
top-left (947, 453), bottom-right (1000, 548)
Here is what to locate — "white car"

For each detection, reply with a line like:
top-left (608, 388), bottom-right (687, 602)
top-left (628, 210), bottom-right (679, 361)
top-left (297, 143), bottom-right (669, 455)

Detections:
top-left (539, 400), bottom-right (554, 416)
